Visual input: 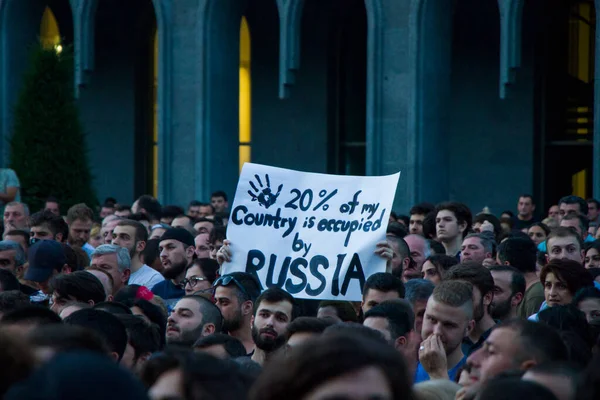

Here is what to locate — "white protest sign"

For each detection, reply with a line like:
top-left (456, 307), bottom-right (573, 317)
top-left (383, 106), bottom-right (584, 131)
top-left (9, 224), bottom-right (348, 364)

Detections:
top-left (222, 163), bottom-right (400, 301)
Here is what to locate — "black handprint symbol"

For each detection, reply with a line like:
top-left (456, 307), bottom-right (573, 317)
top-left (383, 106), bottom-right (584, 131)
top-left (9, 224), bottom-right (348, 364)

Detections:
top-left (248, 174), bottom-right (283, 209)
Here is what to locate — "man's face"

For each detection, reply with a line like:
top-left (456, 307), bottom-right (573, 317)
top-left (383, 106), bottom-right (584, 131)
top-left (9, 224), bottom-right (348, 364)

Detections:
top-left (4, 234), bottom-right (27, 254)
top-left (548, 205), bottom-right (560, 220)
top-left (517, 197), bottom-right (534, 217)
top-left (460, 237), bottom-right (489, 263)
top-left (209, 240), bottom-right (223, 260)
top-left (386, 238), bottom-right (409, 279)
top-left (31, 224), bottom-right (56, 242)
top-left (421, 297), bottom-right (470, 356)
top-left (404, 235), bottom-right (427, 272)
top-left (467, 327), bottom-right (520, 385)
top-left (100, 207), bottom-right (114, 219)
top-left (436, 210), bottom-right (463, 243)
top-left (547, 236), bottom-right (583, 264)
top-left (251, 300), bottom-right (292, 352)
top-left (194, 221), bottom-right (214, 235)
top-left (588, 202), bottom-right (599, 221)
top-left (101, 220), bottom-right (120, 245)
top-left (559, 203), bottom-right (581, 222)
top-left (317, 306), bottom-right (342, 322)
top-left (112, 226), bottom-right (139, 258)
top-left (166, 298), bottom-right (205, 345)
top-left (91, 253), bottom-right (126, 294)
top-left (490, 270), bottom-right (515, 320)
top-left (45, 202), bottom-right (60, 216)
top-left (409, 214), bottom-right (425, 235)
top-left (211, 197), bottom-right (227, 213)
top-left (363, 316), bottom-right (392, 341)
top-left (214, 286), bottom-right (245, 332)
top-left (413, 299), bottom-right (428, 339)
top-left (194, 233), bottom-right (210, 258)
top-left (199, 206), bottom-right (214, 217)
top-left (68, 219), bottom-right (92, 247)
top-left (188, 206), bottom-right (201, 219)
top-left (362, 289), bottom-right (400, 314)
top-left (0, 250), bottom-right (17, 273)
top-left (4, 204), bottom-right (27, 230)
top-left (560, 218), bottom-right (584, 240)
top-left (159, 239), bottom-right (191, 280)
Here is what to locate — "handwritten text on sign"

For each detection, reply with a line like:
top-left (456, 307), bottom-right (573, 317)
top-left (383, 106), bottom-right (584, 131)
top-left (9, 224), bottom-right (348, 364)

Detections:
top-left (223, 163), bottom-right (400, 301)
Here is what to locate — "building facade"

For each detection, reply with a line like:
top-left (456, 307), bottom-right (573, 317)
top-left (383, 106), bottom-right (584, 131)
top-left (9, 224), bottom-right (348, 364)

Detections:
top-left (0, 0), bottom-right (598, 214)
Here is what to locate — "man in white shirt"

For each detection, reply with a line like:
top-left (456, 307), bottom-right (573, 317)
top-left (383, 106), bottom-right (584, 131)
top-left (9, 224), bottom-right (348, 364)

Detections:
top-left (112, 220), bottom-right (164, 289)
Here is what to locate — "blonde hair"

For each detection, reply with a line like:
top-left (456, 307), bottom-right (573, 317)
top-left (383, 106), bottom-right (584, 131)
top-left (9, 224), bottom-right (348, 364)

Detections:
top-left (542, 217), bottom-right (559, 229)
top-left (414, 379), bottom-right (461, 400)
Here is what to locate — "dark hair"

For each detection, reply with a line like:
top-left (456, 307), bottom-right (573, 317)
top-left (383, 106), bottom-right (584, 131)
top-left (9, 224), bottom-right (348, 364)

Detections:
top-left (215, 272), bottom-right (261, 303)
top-left (183, 295), bottom-right (223, 333)
top-left (573, 286), bottom-right (600, 305)
top-left (285, 317), bottom-right (334, 339)
top-left (404, 279), bottom-right (435, 305)
top-left (473, 213), bottom-right (502, 238)
top-left (129, 212), bottom-right (150, 223)
top-left (497, 237), bottom-right (537, 273)
top-left (209, 225), bottom-right (227, 245)
top-left (431, 281), bottom-right (474, 315)
top-left (364, 299), bottom-right (414, 339)
top-left (50, 271), bottom-right (106, 306)
top-left (502, 210), bottom-right (515, 218)
top-left (188, 258), bottom-right (219, 285)
top-left (577, 353), bottom-right (600, 399)
top-left (528, 222), bottom-right (551, 236)
top-left (323, 322), bottom-right (388, 344)
top-left (114, 284), bottom-right (143, 305)
top-left (537, 305), bottom-right (593, 349)
top-left (61, 244), bottom-right (84, 272)
top-left (4, 230), bottom-right (29, 247)
top-left (478, 377), bottom-right (558, 400)
top-left (317, 301), bottom-right (358, 322)
top-left (115, 219), bottom-right (149, 243)
top-left (93, 301), bottom-right (133, 315)
top-left (45, 196), bottom-right (59, 204)
top-left (425, 254), bottom-right (459, 275)
top-left (0, 269), bottom-right (19, 292)
top-left (114, 204), bottom-right (131, 212)
top-left (363, 273), bottom-right (405, 299)
top-left (428, 239), bottom-right (446, 255)
top-left (422, 211), bottom-right (437, 239)
top-left (250, 333), bottom-right (413, 400)
top-left (588, 198), bottom-right (600, 209)
top-left (253, 287), bottom-right (299, 320)
top-left (562, 213), bottom-right (590, 236)
top-left (64, 309), bottom-right (128, 361)
top-left (0, 330), bottom-right (35, 397)
top-left (30, 209), bottom-right (68, 239)
top-left (559, 195), bottom-right (588, 215)
top-left (28, 324), bottom-right (110, 356)
top-left (161, 205), bottom-right (184, 220)
top-left (435, 202), bottom-right (473, 238)
top-left (585, 239), bottom-right (600, 254)
top-left (117, 314), bottom-right (162, 360)
top-left (396, 215), bottom-right (409, 227)
top-left (489, 265), bottom-right (526, 296)
top-left (540, 259), bottom-right (594, 297)
top-left (133, 299), bottom-right (168, 348)
top-left (444, 262), bottom-right (495, 298)
top-left (386, 222), bottom-right (407, 238)
top-left (141, 238), bottom-right (161, 267)
top-left (2, 305), bottom-right (62, 325)
top-left (0, 291), bottom-right (30, 314)
top-left (410, 202), bottom-right (435, 217)
top-left (136, 195), bottom-right (162, 220)
top-left (188, 200), bottom-right (203, 208)
top-left (194, 333), bottom-right (247, 358)
top-left (211, 191), bottom-right (228, 201)
top-left (496, 319), bottom-right (568, 364)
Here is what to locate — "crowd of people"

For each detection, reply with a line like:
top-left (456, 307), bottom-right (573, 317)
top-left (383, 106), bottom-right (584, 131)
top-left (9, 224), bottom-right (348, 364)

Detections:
top-left (0, 167), bottom-right (599, 399)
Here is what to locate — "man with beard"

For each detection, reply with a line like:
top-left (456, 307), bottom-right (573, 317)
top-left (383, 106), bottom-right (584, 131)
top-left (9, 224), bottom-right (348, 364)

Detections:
top-left (151, 228), bottom-right (195, 310)
top-left (251, 286), bottom-right (298, 366)
top-left (66, 203), bottom-right (95, 257)
top-left (112, 220), bottom-right (164, 289)
top-left (214, 272), bottom-right (262, 354)
top-left (444, 262), bottom-right (496, 356)
top-left (386, 235), bottom-right (413, 281)
top-left (166, 295), bottom-right (223, 347)
top-left (488, 266), bottom-right (525, 321)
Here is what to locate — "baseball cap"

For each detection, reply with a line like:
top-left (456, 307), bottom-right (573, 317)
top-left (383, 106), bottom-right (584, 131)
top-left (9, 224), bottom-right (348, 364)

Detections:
top-left (25, 240), bottom-right (67, 282)
top-left (159, 227), bottom-right (195, 247)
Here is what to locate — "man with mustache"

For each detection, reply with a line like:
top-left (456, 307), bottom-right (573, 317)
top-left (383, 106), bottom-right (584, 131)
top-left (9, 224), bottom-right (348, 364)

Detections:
top-left (151, 228), bottom-right (196, 311)
top-left (251, 287), bottom-right (298, 366)
top-left (166, 295), bottom-right (223, 347)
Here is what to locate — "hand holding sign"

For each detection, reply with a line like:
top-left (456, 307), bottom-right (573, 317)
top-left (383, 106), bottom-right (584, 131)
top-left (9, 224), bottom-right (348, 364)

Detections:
top-left (223, 163), bottom-right (400, 301)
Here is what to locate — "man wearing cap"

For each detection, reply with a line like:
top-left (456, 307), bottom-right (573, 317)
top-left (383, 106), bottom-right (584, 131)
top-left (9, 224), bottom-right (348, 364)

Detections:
top-left (25, 240), bottom-right (70, 302)
top-left (151, 228), bottom-right (196, 309)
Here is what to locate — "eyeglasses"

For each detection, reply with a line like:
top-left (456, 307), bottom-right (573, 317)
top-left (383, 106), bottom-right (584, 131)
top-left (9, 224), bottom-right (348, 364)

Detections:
top-left (179, 276), bottom-right (208, 289)
top-left (213, 275), bottom-right (248, 297)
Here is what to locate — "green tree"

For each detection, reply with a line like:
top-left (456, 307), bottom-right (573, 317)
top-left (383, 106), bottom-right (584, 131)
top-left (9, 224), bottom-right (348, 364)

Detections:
top-left (9, 44), bottom-right (97, 213)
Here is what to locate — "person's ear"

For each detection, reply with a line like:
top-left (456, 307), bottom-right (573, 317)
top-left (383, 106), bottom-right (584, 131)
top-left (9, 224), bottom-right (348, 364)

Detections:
top-left (466, 319), bottom-right (476, 337)
top-left (483, 292), bottom-right (493, 306)
top-left (186, 246), bottom-right (195, 259)
top-left (110, 352), bottom-right (120, 362)
top-left (520, 359), bottom-right (537, 371)
top-left (56, 233), bottom-right (64, 243)
top-left (242, 300), bottom-right (253, 316)
top-left (137, 240), bottom-right (146, 253)
top-left (250, 314), bottom-right (255, 329)
top-left (511, 293), bottom-right (524, 307)
top-left (122, 269), bottom-right (131, 284)
top-left (107, 295), bottom-right (114, 302)
top-left (16, 265), bottom-right (23, 275)
top-left (545, 253), bottom-right (550, 264)
top-left (394, 336), bottom-right (407, 350)
top-left (138, 352), bottom-right (152, 364)
top-left (459, 221), bottom-right (467, 234)
top-left (61, 264), bottom-right (72, 274)
top-left (88, 300), bottom-right (95, 306)
top-left (485, 252), bottom-right (493, 260)
top-left (203, 323), bottom-right (216, 336)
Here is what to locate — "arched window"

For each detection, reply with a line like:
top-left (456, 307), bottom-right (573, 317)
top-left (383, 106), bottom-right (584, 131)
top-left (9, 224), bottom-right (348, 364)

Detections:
top-left (239, 17), bottom-right (251, 172)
